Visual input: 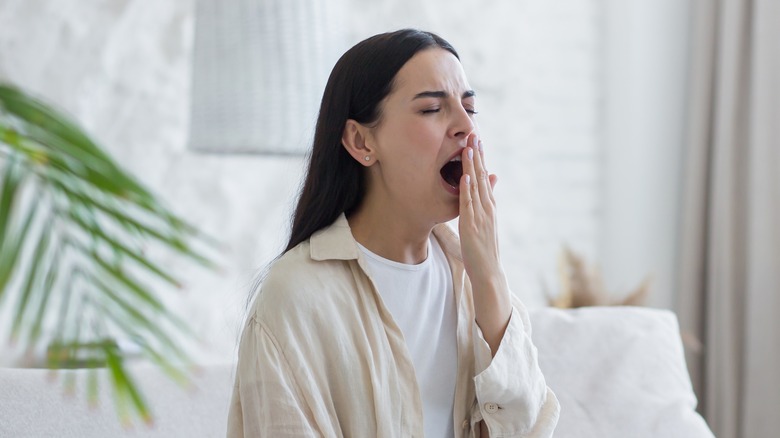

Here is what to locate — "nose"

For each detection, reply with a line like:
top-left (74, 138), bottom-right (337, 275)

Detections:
top-left (448, 105), bottom-right (475, 140)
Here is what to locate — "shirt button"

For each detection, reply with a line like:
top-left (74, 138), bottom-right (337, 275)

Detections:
top-left (484, 402), bottom-right (499, 414)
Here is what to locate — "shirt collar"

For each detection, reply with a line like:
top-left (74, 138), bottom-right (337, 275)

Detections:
top-left (309, 214), bottom-right (359, 261)
top-left (309, 213), bottom-right (463, 263)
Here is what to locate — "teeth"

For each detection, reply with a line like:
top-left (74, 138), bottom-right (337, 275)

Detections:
top-left (450, 156), bottom-right (461, 162)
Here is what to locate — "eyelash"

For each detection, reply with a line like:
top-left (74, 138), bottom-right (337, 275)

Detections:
top-left (421, 108), bottom-right (479, 115)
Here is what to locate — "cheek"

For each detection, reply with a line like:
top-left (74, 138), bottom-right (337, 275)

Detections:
top-left (378, 118), bottom-right (444, 180)
top-left (397, 121), bottom-right (444, 158)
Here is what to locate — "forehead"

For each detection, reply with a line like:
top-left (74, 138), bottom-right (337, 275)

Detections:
top-left (391, 48), bottom-right (471, 97)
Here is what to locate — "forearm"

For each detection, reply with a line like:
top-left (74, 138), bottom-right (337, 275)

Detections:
top-left (472, 272), bottom-right (512, 356)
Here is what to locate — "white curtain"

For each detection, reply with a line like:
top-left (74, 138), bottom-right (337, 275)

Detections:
top-left (677, 0), bottom-right (780, 437)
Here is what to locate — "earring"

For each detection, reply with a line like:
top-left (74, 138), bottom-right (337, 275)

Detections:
top-left (364, 155), bottom-right (371, 161)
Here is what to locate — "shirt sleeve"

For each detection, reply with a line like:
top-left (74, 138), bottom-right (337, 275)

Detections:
top-left (469, 299), bottom-right (560, 437)
top-left (227, 317), bottom-right (321, 437)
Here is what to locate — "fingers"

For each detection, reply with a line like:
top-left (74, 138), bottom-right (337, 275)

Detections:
top-left (470, 136), bottom-right (497, 209)
top-left (461, 136), bottom-right (481, 207)
top-left (472, 140), bottom-right (490, 205)
top-left (461, 133), bottom-right (498, 218)
top-left (459, 170), bottom-right (473, 220)
top-left (478, 139), bottom-right (497, 203)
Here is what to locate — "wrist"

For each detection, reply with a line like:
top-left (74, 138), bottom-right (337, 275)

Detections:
top-left (469, 269), bottom-right (509, 296)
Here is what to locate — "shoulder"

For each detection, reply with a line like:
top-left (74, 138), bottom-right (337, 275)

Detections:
top-left (250, 241), bottom-right (358, 329)
top-left (264, 241), bottom-right (355, 294)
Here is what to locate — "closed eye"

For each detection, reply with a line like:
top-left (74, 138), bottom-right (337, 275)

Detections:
top-left (421, 108), bottom-right (441, 114)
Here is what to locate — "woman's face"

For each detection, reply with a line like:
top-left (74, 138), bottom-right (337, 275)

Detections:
top-left (365, 47), bottom-right (477, 224)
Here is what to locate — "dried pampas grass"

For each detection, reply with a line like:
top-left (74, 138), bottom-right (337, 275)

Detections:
top-left (546, 247), bottom-right (703, 355)
top-left (549, 245), bottom-right (651, 309)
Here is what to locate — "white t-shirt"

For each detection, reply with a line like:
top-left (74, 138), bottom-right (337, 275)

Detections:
top-left (357, 234), bottom-right (458, 438)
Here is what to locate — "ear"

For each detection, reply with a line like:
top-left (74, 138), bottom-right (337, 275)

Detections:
top-left (342, 119), bottom-right (375, 167)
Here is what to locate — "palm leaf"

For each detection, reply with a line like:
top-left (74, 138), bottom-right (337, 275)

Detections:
top-left (10, 222), bottom-right (50, 341)
top-left (0, 157), bottom-right (22, 250)
top-left (0, 174), bottom-right (39, 296)
top-left (0, 82), bottom-right (220, 425)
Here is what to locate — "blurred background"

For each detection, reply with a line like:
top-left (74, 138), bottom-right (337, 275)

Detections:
top-left (0, 0), bottom-right (776, 437)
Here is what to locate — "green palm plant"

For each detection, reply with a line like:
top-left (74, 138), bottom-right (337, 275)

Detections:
top-left (0, 83), bottom-right (218, 425)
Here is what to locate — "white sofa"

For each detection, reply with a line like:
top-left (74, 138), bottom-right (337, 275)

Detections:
top-left (0, 307), bottom-right (714, 437)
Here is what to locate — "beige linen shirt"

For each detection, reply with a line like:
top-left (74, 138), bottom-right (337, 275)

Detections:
top-left (227, 214), bottom-right (560, 437)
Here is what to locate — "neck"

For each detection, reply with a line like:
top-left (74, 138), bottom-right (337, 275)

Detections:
top-left (347, 198), bottom-right (434, 265)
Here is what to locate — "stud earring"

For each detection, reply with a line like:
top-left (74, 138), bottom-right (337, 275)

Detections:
top-left (364, 155), bottom-right (371, 161)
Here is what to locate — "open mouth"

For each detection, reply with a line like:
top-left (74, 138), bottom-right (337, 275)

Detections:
top-left (440, 156), bottom-right (463, 188)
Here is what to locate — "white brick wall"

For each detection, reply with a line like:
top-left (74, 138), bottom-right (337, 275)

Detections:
top-left (339, 0), bottom-right (603, 306)
top-left (0, 0), bottom-right (603, 363)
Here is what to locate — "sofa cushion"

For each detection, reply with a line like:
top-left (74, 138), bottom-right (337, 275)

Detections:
top-left (529, 306), bottom-right (714, 437)
top-left (0, 363), bottom-right (233, 437)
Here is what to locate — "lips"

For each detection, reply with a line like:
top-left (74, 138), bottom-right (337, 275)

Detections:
top-left (440, 155), bottom-right (463, 188)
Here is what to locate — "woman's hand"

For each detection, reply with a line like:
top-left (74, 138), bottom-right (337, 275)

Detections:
top-left (459, 133), bottom-right (512, 356)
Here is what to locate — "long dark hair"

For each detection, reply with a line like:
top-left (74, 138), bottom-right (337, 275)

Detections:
top-left (284, 29), bottom-right (459, 253)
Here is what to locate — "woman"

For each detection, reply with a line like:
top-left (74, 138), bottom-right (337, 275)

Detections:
top-left (228, 29), bottom-right (559, 437)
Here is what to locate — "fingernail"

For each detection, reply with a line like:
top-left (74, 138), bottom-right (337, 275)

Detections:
top-left (467, 148), bottom-right (473, 160)
top-left (465, 174), bottom-right (470, 185)
top-left (478, 140), bottom-right (483, 151)
top-left (472, 136), bottom-right (478, 148)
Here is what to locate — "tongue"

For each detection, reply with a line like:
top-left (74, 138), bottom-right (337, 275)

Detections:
top-left (440, 161), bottom-right (463, 187)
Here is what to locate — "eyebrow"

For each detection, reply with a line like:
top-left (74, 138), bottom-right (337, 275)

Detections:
top-left (412, 90), bottom-right (476, 100)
